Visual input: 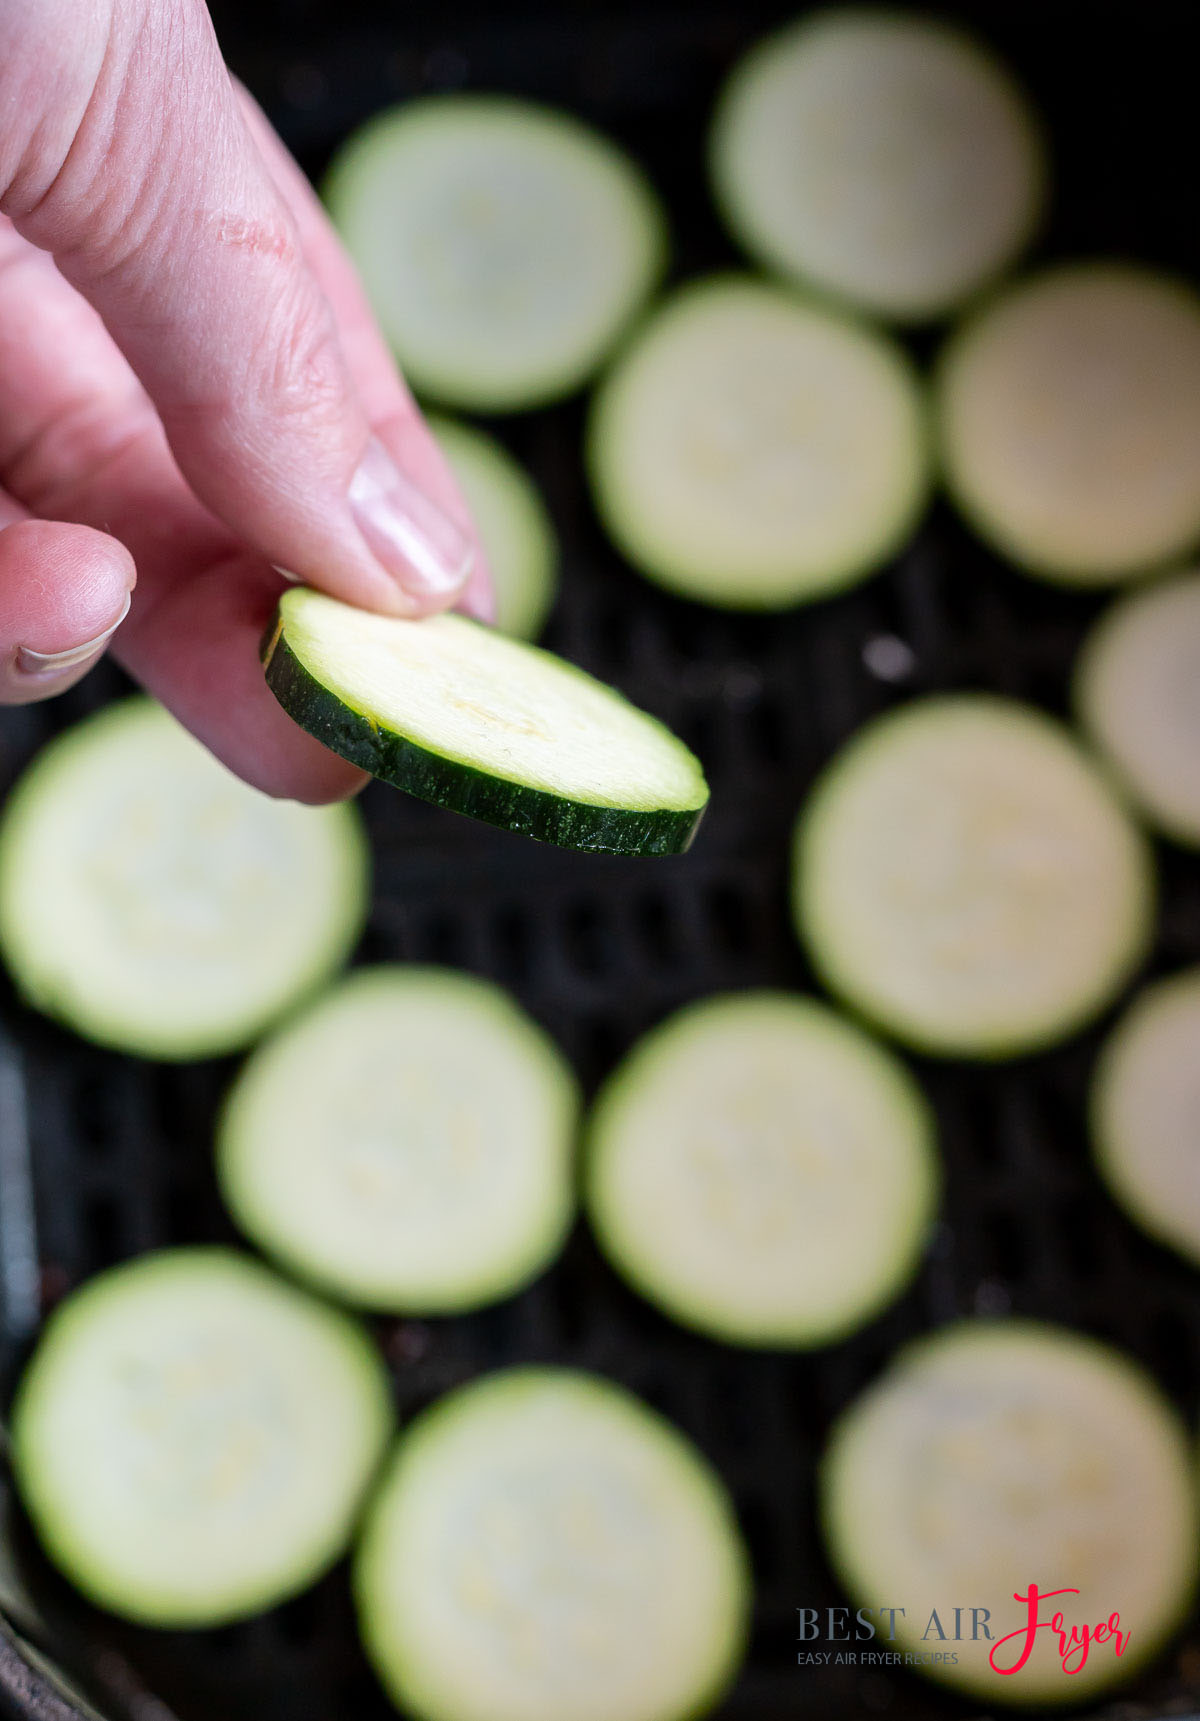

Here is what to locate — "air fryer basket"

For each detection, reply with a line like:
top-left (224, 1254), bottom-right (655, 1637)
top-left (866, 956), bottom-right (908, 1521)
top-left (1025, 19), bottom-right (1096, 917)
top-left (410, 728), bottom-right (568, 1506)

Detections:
top-left (2, 4), bottom-right (1199, 1718)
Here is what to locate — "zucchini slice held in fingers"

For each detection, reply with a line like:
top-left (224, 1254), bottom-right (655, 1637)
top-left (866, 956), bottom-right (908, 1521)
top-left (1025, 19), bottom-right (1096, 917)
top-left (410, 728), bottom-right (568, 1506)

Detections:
top-left (1075, 569), bottom-right (1200, 846)
top-left (429, 416), bottom-right (558, 640)
top-left (0, 698), bottom-right (368, 1059)
top-left (261, 588), bottom-right (708, 855)
top-left (325, 96), bottom-right (665, 412)
top-left (1090, 969), bottom-right (1200, 1268)
top-left (793, 696), bottom-right (1154, 1057)
top-left (217, 967), bottom-right (579, 1313)
top-left (588, 277), bottom-right (929, 609)
top-left (354, 1368), bottom-right (751, 1721)
top-left (937, 264), bottom-right (1200, 583)
top-left (586, 992), bottom-right (938, 1346)
top-left (821, 1321), bottom-right (1197, 1704)
top-left (710, 10), bottom-right (1044, 322)
top-left (9, 1249), bottom-right (393, 1628)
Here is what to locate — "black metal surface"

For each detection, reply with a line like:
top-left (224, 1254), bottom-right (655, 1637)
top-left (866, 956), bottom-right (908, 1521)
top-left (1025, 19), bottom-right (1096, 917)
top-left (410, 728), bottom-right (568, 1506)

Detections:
top-left (2, 4), bottom-right (1200, 1719)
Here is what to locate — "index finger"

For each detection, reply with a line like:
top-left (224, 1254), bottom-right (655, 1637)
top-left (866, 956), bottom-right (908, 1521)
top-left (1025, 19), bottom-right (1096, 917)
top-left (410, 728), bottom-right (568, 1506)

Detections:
top-left (235, 85), bottom-right (494, 624)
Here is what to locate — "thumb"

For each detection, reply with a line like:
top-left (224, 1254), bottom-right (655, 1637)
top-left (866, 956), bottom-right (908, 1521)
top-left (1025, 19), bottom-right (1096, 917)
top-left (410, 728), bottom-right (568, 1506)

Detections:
top-left (0, 512), bottom-right (135, 705)
top-left (0, 0), bottom-right (472, 616)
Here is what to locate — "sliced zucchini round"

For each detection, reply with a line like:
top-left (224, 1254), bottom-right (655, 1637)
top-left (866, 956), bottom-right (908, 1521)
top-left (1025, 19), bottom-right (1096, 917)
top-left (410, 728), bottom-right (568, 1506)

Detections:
top-left (586, 991), bottom-right (938, 1346)
top-left (710, 11), bottom-right (1044, 322)
top-left (1075, 569), bottom-right (1200, 847)
top-left (793, 696), bottom-right (1154, 1057)
top-left (325, 96), bottom-right (666, 412)
top-left (1091, 969), bottom-right (1200, 1267)
top-left (937, 264), bottom-right (1200, 583)
top-left (262, 588), bottom-right (708, 855)
top-left (0, 698), bottom-right (368, 1059)
top-left (354, 1368), bottom-right (750, 1721)
top-left (587, 276), bottom-right (929, 609)
top-left (820, 1321), bottom-right (1197, 1704)
top-left (217, 966), bottom-right (579, 1313)
top-left (9, 1248), bottom-right (393, 1628)
top-left (428, 417), bottom-right (558, 640)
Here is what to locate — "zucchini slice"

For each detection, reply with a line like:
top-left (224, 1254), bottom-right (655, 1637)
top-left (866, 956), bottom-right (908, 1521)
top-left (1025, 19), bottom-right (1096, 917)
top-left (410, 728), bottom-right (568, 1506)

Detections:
top-left (792, 696), bottom-right (1154, 1057)
top-left (262, 588), bottom-right (708, 855)
top-left (1075, 569), bottom-right (1200, 847)
top-left (325, 96), bottom-right (666, 412)
top-left (9, 1249), bottom-right (393, 1628)
top-left (0, 698), bottom-right (368, 1059)
top-left (820, 1321), bottom-right (1197, 1704)
top-left (587, 276), bottom-right (929, 609)
top-left (937, 264), bottom-right (1200, 583)
top-left (429, 416), bottom-right (558, 640)
top-left (217, 966), bottom-right (579, 1313)
top-left (710, 11), bottom-right (1044, 322)
top-left (1090, 969), bottom-right (1200, 1267)
top-left (354, 1368), bottom-right (750, 1721)
top-left (586, 992), bottom-right (938, 1346)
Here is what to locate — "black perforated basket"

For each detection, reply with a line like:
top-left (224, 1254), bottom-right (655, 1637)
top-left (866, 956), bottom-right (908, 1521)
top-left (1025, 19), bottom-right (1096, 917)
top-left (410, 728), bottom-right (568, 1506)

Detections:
top-left (2, 4), bottom-right (1199, 1719)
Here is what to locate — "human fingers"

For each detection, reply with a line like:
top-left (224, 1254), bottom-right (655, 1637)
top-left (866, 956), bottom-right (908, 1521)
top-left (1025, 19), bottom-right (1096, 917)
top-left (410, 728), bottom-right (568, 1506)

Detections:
top-left (0, 0), bottom-right (472, 617)
top-left (232, 83), bottom-right (495, 624)
top-left (0, 218), bottom-right (365, 800)
top-left (0, 499), bottom-right (135, 706)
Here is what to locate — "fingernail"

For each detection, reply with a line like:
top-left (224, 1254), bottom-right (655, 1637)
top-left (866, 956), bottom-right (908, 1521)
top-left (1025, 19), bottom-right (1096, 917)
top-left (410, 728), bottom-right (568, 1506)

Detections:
top-left (271, 565), bottom-right (304, 585)
top-left (456, 571), bottom-right (496, 625)
top-left (349, 437), bottom-right (473, 600)
top-left (15, 591), bottom-right (132, 678)
top-left (457, 588), bottom-right (495, 625)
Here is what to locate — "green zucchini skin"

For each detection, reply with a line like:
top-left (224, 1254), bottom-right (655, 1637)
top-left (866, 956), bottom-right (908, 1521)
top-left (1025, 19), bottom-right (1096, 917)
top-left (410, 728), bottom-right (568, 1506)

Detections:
top-left (261, 619), bottom-right (705, 856)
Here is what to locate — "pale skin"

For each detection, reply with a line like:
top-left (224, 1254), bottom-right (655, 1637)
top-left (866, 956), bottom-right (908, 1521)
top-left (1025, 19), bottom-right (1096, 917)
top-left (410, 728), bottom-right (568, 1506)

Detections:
top-left (0, 0), bottom-right (492, 801)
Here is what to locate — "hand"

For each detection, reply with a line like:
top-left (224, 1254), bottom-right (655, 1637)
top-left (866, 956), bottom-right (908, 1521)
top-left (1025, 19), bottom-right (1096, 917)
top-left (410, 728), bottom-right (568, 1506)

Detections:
top-left (0, 0), bottom-right (490, 800)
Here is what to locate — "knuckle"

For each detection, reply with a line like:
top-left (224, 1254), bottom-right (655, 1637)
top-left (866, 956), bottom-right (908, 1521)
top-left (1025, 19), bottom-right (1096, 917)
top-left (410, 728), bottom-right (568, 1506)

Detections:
top-left (0, 4), bottom-right (111, 215)
top-left (254, 276), bottom-right (349, 428)
top-left (6, 393), bottom-right (159, 519)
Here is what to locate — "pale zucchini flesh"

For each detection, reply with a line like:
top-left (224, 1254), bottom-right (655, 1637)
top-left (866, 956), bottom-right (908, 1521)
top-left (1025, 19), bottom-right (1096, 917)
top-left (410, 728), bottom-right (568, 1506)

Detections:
top-left (0, 698), bottom-right (369, 1059)
top-left (1090, 969), bottom-right (1200, 1267)
top-left (354, 1368), bottom-right (750, 1721)
top-left (325, 96), bottom-right (666, 412)
top-left (429, 416), bottom-right (558, 639)
top-left (820, 1321), bottom-right (1197, 1704)
top-left (586, 991), bottom-right (938, 1345)
top-left (1075, 569), bottom-right (1200, 846)
top-left (10, 1249), bottom-right (393, 1628)
top-left (938, 264), bottom-right (1200, 582)
top-left (793, 696), bottom-right (1154, 1057)
top-left (710, 11), bottom-right (1044, 322)
top-left (217, 966), bottom-right (580, 1312)
top-left (262, 588), bottom-right (708, 855)
top-left (588, 276), bottom-right (929, 608)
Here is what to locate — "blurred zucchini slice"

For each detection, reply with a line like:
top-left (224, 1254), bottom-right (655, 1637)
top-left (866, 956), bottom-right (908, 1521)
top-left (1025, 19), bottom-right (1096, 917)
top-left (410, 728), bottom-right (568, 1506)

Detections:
top-left (821, 1320), bottom-right (1197, 1704)
top-left (588, 276), bottom-right (929, 608)
top-left (1091, 968), bottom-right (1200, 1267)
top-left (938, 264), bottom-right (1200, 582)
top-left (430, 416), bottom-right (558, 640)
top-left (326, 96), bottom-right (665, 411)
top-left (10, 1248), bottom-right (393, 1627)
top-left (586, 991), bottom-right (938, 1345)
top-left (792, 695), bottom-right (1154, 1056)
top-left (0, 697), bottom-right (368, 1059)
top-left (355, 1368), bottom-right (750, 1721)
top-left (218, 966), bottom-right (579, 1313)
top-left (1075, 569), bottom-right (1200, 846)
top-left (710, 10), bottom-right (1044, 321)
